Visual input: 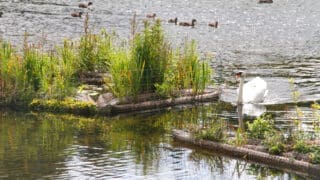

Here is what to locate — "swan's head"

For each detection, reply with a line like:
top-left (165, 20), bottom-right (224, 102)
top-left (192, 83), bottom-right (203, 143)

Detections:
top-left (235, 71), bottom-right (245, 81)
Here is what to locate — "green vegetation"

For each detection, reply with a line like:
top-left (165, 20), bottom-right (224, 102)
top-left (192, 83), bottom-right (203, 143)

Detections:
top-left (293, 140), bottom-right (311, 154)
top-left (0, 41), bottom-right (24, 105)
top-left (232, 128), bottom-right (247, 146)
top-left (263, 131), bottom-right (285, 155)
top-left (0, 37), bottom-right (79, 107)
top-left (156, 40), bottom-right (211, 97)
top-left (0, 18), bottom-right (212, 108)
top-left (246, 114), bottom-right (285, 155)
top-left (108, 20), bottom-right (212, 100)
top-left (247, 115), bottom-right (275, 139)
top-left (310, 149), bottom-right (320, 164)
top-left (29, 98), bottom-right (97, 116)
top-left (78, 19), bottom-right (113, 73)
top-left (195, 118), bottom-right (226, 142)
top-left (132, 20), bottom-right (170, 93)
top-left (0, 16), bottom-right (211, 105)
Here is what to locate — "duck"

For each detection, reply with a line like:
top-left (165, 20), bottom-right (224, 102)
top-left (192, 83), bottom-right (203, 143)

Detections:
top-left (146, 13), bottom-right (156, 18)
top-left (258, 0), bottom-right (273, 3)
top-left (71, 12), bottom-right (83, 17)
top-left (168, 17), bottom-right (178, 25)
top-left (208, 21), bottom-right (218, 28)
top-left (78, 2), bottom-right (93, 8)
top-left (179, 19), bottom-right (197, 27)
top-left (236, 71), bottom-right (268, 104)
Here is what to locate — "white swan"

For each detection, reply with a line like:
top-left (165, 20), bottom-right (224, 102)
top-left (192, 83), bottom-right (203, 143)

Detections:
top-left (236, 72), bottom-right (268, 104)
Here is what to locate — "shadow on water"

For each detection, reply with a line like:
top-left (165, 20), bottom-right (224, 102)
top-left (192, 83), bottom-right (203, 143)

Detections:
top-left (0, 103), bottom-right (311, 179)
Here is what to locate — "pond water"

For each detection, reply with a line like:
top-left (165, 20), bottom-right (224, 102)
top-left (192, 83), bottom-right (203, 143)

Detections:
top-left (1, 0), bottom-right (320, 179)
top-left (0, 106), bottom-right (310, 179)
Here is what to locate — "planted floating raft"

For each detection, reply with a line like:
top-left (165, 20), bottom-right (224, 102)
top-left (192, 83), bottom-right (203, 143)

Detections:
top-left (172, 129), bottom-right (320, 178)
top-left (30, 88), bottom-right (220, 116)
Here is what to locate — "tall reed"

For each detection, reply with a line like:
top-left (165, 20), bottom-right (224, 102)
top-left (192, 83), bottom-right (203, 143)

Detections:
top-left (46, 40), bottom-right (78, 99)
top-left (0, 36), bottom-right (79, 106)
top-left (78, 14), bottom-right (113, 73)
top-left (156, 40), bottom-right (212, 97)
top-left (177, 40), bottom-right (211, 93)
top-left (109, 20), bottom-right (212, 99)
top-left (108, 49), bottom-right (134, 98)
top-left (0, 40), bottom-right (23, 104)
top-left (131, 19), bottom-right (171, 92)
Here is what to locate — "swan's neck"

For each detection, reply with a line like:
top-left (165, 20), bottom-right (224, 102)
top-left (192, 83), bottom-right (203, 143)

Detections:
top-left (238, 76), bottom-right (244, 104)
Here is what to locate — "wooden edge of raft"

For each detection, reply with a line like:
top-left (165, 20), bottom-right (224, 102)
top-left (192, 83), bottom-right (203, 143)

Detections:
top-left (106, 91), bottom-right (220, 114)
top-left (172, 129), bottom-right (320, 177)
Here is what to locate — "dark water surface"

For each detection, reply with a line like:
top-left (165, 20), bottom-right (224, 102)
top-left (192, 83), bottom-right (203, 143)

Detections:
top-left (0, 106), bottom-right (309, 179)
top-left (1, 0), bottom-right (320, 179)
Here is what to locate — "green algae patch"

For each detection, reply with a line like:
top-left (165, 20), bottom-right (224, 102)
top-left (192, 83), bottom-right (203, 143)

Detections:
top-left (29, 98), bottom-right (97, 116)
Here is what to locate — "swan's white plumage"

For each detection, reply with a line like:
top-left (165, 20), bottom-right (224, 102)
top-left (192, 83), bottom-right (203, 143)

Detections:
top-left (238, 77), bottom-right (268, 103)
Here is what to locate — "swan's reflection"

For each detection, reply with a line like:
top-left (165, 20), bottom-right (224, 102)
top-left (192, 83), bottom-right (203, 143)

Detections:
top-left (237, 103), bottom-right (267, 131)
top-left (242, 104), bottom-right (266, 117)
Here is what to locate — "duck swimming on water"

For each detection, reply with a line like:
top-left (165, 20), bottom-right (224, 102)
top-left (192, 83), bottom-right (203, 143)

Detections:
top-left (258, 0), bottom-right (273, 3)
top-left (71, 12), bottom-right (83, 17)
top-left (168, 17), bottom-right (178, 25)
top-left (179, 19), bottom-right (197, 27)
top-left (146, 13), bottom-right (156, 18)
top-left (208, 21), bottom-right (218, 28)
top-left (79, 2), bottom-right (93, 8)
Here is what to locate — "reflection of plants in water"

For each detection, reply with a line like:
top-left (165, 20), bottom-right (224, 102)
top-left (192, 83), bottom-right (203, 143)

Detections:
top-left (289, 78), bottom-right (300, 103)
top-left (0, 112), bottom-right (76, 178)
top-left (288, 78), bottom-right (320, 148)
top-left (99, 115), bottom-right (167, 174)
top-left (231, 161), bottom-right (248, 179)
top-left (311, 103), bottom-right (320, 139)
top-left (188, 149), bottom-right (228, 174)
top-left (95, 103), bottom-right (233, 174)
top-left (168, 102), bottom-right (233, 131)
top-left (189, 151), bottom-right (252, 179)
top-left (247, 164), bottom-right (289, 179)
top-left (0, 112), bottom-right (172, 177)
top-left (158, 102), bottom-right (234, 143)
top-left (288, 78), bottom-right (303, 132)
top-left (287, 78), bottom-right (320, 139)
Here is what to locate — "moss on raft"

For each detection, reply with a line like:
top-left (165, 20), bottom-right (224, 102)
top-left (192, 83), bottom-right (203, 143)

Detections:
top-left (29, 99), bottom-right (97, 116)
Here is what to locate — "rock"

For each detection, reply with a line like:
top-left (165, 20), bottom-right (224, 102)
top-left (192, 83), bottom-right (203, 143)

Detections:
top-left (95, 87), bottom-right (103, 92)
top-left (75, 92), bottom-right (96, 104)
top-left (88, 92), bottom-right (100, 101)
top-left (97, 93), bottom-right (117, 107)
